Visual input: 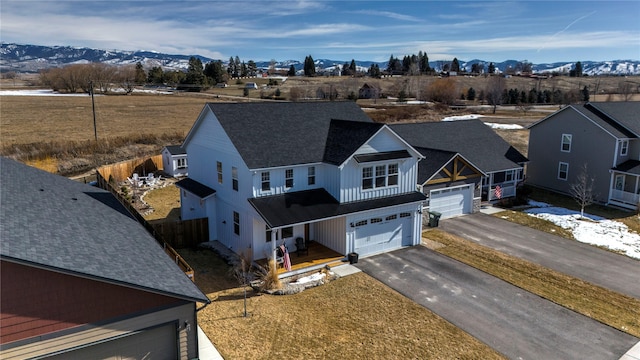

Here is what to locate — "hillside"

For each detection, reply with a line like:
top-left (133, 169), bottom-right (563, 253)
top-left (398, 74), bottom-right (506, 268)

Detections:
top-left (1, 43), bottom-right (638, 75)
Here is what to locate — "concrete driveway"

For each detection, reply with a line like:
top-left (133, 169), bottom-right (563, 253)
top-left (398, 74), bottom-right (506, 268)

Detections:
top-left (439, 213), bottom-right (640, 300)
top-left (356, 246), bottom-right (638, 360)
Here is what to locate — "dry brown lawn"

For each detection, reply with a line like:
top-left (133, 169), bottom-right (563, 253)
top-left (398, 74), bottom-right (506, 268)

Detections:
top-left (180, 248), bottom-right (504, 360)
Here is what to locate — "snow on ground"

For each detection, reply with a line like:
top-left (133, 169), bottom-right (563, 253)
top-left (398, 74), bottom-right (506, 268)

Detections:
top-left (441, 114), bottom-right (524, 130)
top-left (484, 122), bottom-right (524, 130)
top-left (524, 201), bottom-right (640, 260)
top-left (441, 114), bottom-right (484, 121)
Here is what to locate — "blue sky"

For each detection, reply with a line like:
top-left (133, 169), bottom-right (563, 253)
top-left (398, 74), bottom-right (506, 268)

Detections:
top-left (1, 0), bottom-right (639, 63)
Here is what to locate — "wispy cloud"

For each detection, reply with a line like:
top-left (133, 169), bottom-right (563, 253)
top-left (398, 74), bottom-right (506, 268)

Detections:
top-left (354, 9), bottom-right (422, 22)
top-left (538, 11), bottom-right (597, 52)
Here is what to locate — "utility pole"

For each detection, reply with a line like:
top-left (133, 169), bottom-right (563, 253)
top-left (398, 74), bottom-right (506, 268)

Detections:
top-left (90, 80), bottom-right (97, 142)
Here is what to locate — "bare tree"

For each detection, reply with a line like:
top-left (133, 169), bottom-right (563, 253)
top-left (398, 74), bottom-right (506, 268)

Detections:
top-left (485, 76), bottom-right (505, 114)
top-left (619, 81), bottom-right (634, 101)
top-left (570, 163), bottom-right (596, 218)
top-left (231, 252), bottom-right (252, 317)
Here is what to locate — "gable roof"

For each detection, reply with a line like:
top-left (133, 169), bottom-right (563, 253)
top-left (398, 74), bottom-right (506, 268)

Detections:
top-left (390, 119), bottom-right (528, 173)
top-left (528, 102), bottom-right (640, 139)
top-left (0, 157), bottom-right (209, 304)
top-left (188, 101), bottom-right (375, 169)
top-left (164, 145), bottom-right (186, 155)
top-left (323, 119), bottom-right (385, 165)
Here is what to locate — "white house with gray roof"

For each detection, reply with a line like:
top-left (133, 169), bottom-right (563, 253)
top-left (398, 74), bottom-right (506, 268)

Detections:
top-left (527, 101), bottom-right (640, 209)
top-left (177, 102), bottom-right (426, 267)
top-left (0, 157), bottom-right (209, 359)
top-left (162, 144), bottom-right (188, 177)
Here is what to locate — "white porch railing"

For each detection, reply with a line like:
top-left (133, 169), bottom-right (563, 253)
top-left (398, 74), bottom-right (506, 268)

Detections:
top-left (610, 189), bottom-right (640, 206)
top-left (487, 183), bottom-right (516, 201)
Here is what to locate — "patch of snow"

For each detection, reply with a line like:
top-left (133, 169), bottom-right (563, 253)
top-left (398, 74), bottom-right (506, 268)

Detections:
top-left (441, 114), bottom-right (484, 121)
top-left (0, 89), bottom-right (92, 97)
top-left (527, 200), bottom-right (552, 208)
top-left (524, 205), bottom-right (640, 260)
top-left (291, 272), bottom-right (326, 285)
top-left (484, 122), bottom-right (524, 130)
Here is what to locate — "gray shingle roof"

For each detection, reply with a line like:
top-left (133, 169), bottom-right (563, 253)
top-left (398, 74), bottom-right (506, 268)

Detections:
top-left (249, 188), bottom-right (426, 228)
top-left (176, 178), bottom-right (216, 198)
top-left (585, 102), bottom-right (640, 137)
top-left (390, 120), bottom-right (528, 173)
top-left (165, 145), bottom-right (186, 155)
top-left (0, 157), bottom-right (209, 303)
top-left (203, 101), bottom-right (374, 169)
top-left (414, 147), bottom-right (458, 183)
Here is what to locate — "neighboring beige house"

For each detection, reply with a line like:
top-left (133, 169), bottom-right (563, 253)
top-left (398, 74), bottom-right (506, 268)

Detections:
top-left (527, 101), bottom-right (640, 209)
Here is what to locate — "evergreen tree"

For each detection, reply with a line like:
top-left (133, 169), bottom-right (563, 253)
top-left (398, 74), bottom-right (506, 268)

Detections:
top-left (227, 57), bottom-right (236, 77)
top-left (247, 60), bottom-right (257, 77)
top-left (467, 87), bottom-right (476, 101)
top-left (303, 55), bottom-right (316, 76)
top-left (147, 66), bottom-right (164, 84)
top-left (204, 60), bottom-right (225, 84)
top-left (368, 64), bottom-right (381, 78)
top-left (179, 56), bottom-right (205, 92)
top-left (575, 61), bottom-right (583, 77)
top-left (451, 58), bottom-right (461, 72)
top-left (288, 65), bottom-right (296, 76)
top-left (488, 62), bottom-right (496, 74)
top-left (349, 59), bottom-right (357, 75)
top-left (341, 62), bottom-right (350, 76)
top-left (418, 51), bottom-right (430, 74)
top-left (134, 62), bottom-right (146, 85)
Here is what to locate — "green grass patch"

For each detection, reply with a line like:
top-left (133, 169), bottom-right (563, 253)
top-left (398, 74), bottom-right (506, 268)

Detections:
top-left (424, 230), bottom-right (640, 338)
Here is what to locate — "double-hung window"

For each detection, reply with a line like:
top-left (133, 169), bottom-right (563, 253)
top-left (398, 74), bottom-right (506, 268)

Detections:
top-left (177, 158), bottom-right (187, 169)
top-left (285, 169), bottom-right (294, 188)
top-left (261, 171), bottom-right (270, 191)
top-left (233, 211), bottom-right (240, 235)
top-left (308, 166), bottom-right (316, 185)
top-left (620, 139), bottom-right (629, 156)
top-left (217, 161), bottom-right (223, 184)
top-left (232, 167), bottom-right (238, 191)
top-left (558, 162), bottom-right (569, 180)
top-left (561, 134), bottom-right (572, 152)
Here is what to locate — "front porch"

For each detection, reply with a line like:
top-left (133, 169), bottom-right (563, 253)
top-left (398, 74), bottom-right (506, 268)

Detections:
top-left (610, 168), bottom-right (640, 210)
top-left (259, 241), bottom-right (345, 276)
top-left (482, 168), bottom-right (523, 201)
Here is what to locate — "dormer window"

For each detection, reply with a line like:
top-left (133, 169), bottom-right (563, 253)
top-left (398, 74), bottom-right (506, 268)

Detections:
top-left (620, 139), bottom-right (629, 156)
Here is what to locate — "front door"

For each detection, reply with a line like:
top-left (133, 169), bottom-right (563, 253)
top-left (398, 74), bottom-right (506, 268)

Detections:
top-left (615, 175), bottom-right (625, 191)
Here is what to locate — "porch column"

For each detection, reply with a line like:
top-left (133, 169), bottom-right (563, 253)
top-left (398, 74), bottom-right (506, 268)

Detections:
top-left (270, 227), bottom-right (279, 260)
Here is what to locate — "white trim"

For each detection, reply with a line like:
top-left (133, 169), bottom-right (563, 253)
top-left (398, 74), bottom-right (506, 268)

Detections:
top-left (561, 133), bottom-right (572, 152)
top-left (558, 162), bottom-right (569, 181)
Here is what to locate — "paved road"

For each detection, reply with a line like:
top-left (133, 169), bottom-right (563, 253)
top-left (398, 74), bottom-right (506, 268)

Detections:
top-left (357, 246), bottom-right (638, 360)
top-left (439, 213), bottom-right (640, 299)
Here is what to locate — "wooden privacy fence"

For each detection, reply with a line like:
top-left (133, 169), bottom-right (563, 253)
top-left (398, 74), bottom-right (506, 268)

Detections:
top-left (99, 155), bottom-right (163, 183)
top-left (96, 159), bottom-right (196, 281)
top-left (150, 218), bottom-right (209, 249)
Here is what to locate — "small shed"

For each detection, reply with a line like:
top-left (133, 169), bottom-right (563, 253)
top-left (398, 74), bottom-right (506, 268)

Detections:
top-left (162, 145), bottom-right (188, 178)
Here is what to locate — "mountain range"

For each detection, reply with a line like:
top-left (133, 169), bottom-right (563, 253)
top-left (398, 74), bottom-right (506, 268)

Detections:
top-left (1, 43), bottom-right (638, 76)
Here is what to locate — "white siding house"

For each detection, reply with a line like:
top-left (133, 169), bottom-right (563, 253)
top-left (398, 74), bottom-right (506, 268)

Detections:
top-left (177, 102), bottom-right (426, 268)
top-left (161, 145), bottom-right (188, 177)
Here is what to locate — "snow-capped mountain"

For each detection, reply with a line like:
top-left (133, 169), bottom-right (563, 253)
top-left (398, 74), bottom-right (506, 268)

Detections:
top-left (1, 43), bottom-right (638, 75)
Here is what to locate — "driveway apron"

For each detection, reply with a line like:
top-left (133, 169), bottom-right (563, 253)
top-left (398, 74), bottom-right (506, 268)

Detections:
top-left (356, 246), bottom-right (638, 360)
top-left (439, 213), bottom-right (640, 300)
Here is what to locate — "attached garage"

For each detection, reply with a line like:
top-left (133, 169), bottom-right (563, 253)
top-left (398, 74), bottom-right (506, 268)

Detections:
top-left (47, 323), bottom-right (178, 360)
top-left (354, 212), bottom-right (413, 256)
top-left (429, 185), bottom-right (473, 218)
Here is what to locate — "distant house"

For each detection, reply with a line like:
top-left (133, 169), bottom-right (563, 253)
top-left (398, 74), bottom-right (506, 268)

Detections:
top-left (391, 119), bottom-right (528, 216)
top-left (527, 101), bottom-right (640, 209)
top-left (177, 102), bottom-right (426, 269)
top-left (358, 83), bottom-right (381, 99)
top-left (162, 144), bottom-right (188, 177)
top-left (0, 157), bottom-right (209, 358)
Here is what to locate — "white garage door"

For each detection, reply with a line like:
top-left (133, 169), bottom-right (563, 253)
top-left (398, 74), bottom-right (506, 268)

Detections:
top-left (430, 185), bottom-right (472, 218)
top-left (354, 213), bottom-right (412, 256)
top-left (47, 322), bottom-right (177, 360)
